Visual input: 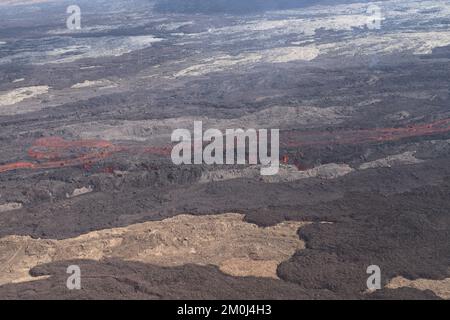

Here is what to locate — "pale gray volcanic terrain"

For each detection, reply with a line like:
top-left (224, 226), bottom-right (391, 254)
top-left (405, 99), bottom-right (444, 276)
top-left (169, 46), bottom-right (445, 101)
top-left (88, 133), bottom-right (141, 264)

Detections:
top-left (0, 0), bottom-right (449, 299)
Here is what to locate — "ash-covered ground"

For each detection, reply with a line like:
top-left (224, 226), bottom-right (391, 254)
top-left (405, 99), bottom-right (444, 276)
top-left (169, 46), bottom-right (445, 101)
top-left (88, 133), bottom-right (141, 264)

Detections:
top-left (0, 0), bottom-right (449, 300)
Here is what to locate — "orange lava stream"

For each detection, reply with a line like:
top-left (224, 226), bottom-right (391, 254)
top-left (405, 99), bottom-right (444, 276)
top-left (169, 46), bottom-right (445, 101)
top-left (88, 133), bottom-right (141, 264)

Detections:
top-left (0, 137), bottom-right (171, 174)
top-left (281, 118), bottom-right (450, 148)
top-left (0, 118), bottom-right (449, 174)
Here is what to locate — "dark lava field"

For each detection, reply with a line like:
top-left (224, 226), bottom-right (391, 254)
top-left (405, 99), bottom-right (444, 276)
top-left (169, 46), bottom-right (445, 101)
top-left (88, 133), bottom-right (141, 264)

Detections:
top-left (0, 0), bottom-right (449, 300)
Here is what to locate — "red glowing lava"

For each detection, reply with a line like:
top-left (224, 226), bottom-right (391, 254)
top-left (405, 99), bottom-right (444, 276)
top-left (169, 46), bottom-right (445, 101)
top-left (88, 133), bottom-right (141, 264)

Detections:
top-left (0, 137), bottom-right (171, 174)
top-left (0, 118), bottom-right (449, 174)
top-left (281, 118), bottom-right (450, 148)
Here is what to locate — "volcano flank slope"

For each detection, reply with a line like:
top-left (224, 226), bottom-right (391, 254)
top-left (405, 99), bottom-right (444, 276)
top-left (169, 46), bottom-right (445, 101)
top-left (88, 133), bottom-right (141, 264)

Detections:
top-left (0, 0), bottom-right (449, 300)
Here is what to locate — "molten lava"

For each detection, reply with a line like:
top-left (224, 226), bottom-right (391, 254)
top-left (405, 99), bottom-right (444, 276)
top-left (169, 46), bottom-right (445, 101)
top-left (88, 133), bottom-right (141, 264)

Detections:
top-left (0, 137), bottom-right (171, 174)
top-left (281, 118), bottom-right (450, 148)
top-left (0, 118), bottom-right (449, 174)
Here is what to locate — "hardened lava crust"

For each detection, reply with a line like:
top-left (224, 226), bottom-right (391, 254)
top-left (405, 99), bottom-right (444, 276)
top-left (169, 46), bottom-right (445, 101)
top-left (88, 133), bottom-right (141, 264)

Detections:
top-left (0, 0), bottom-right (449, 300)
